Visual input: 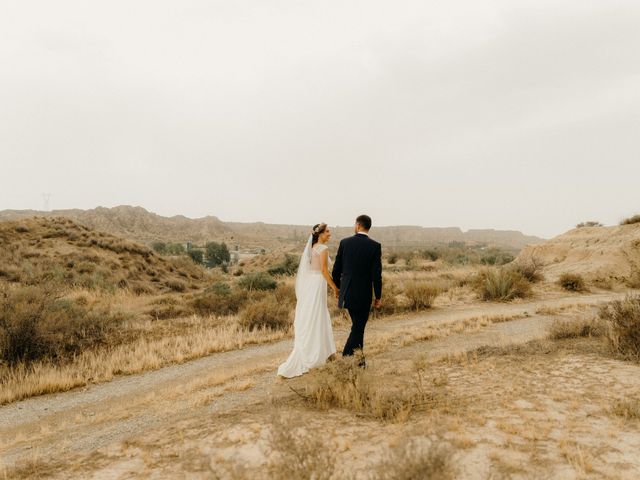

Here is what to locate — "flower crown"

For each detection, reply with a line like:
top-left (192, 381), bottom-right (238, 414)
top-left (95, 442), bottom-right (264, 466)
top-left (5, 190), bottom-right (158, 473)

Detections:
top-left (312, 223), bottom-right (326, 235)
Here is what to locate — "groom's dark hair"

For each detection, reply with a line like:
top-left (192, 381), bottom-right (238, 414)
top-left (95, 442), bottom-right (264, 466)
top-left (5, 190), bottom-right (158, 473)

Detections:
top-left (356, 215), bottom-right (372, 231)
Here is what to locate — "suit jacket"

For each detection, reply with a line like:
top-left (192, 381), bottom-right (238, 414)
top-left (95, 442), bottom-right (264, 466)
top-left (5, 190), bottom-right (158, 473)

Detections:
top-left (332, 233), bottom-right (382, 310)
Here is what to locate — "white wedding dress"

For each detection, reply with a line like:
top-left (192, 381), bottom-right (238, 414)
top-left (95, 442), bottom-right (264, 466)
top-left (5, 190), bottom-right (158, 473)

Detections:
top-left (277, 238), bottom-right (336, 378)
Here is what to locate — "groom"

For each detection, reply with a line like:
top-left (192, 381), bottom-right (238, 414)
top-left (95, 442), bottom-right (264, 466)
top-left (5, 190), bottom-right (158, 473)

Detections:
top-left (332, 214), bottom-right (382, 365)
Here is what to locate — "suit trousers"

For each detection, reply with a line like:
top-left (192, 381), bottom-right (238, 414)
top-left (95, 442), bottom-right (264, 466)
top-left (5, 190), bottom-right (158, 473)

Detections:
top-left (342, 307), bottom-right (371, 357)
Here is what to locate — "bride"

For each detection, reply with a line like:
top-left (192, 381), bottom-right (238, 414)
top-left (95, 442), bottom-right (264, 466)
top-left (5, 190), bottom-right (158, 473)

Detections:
top-left (277, 223), bottom-right (339, 378)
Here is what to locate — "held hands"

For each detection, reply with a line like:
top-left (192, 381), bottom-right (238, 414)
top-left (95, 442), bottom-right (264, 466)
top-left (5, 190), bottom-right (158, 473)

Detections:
top-left (373, 298), bottom-right (382, 309)
top-left (332, 286), bottom-right (339, 299)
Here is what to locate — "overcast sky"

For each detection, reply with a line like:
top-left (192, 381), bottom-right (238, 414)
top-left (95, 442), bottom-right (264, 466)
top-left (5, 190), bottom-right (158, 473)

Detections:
top-left (1, 0), bottom-right (639, 238)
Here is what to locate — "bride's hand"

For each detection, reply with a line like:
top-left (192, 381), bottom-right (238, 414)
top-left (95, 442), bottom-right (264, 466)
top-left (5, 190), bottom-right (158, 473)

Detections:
top-left (332, 286), bottom-right (339, 298)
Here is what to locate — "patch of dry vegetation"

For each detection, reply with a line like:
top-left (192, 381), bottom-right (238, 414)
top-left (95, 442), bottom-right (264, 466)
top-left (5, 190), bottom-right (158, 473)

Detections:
top-left (558, 273), bottom-right (586, 292)
top-left (266, 415), bottom-right (336, 480)
top-left (600, 295), bottom-right (640, 361)
top-left (294, 355), bottom-right (451, 422)
top-left (370, 438), bottom-right (456, 480)
top-left (0, 217), bottom-right (205, 294)
top-left (474, 267), bottom-right (531, 301)
top-left (547, 316), bottom-right (603, 340)
top-left (610, 397), bottom-right (640, 420)
top-left (403, 281), bottom-right (440, 310)
top-left (620, 215), bottom-right (640, 226)
top-left (0, 283), bottom-right (128, 365)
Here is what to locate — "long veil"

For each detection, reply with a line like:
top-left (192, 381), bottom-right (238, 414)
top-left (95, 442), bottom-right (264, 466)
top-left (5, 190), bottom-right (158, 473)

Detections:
top-left (295, 235), bottom-right (313, 300)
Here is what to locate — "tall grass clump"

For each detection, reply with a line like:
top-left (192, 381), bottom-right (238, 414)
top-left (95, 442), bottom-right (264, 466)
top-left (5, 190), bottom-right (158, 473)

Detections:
top-left (558, 273), bottom-right (586, 292)
top-left (404, 281), bottom-right (440, 310)
top-left (474, 268), bottom-right (530, 301)
top-left (599, 295), bottom-right (640, 361)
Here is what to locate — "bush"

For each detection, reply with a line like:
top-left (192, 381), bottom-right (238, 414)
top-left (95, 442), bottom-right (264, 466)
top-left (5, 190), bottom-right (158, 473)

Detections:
top-left (576, 221), bottom-right (603, 228)
top-left (268, 254), bottom-right (299, 276)
top-left (238, 272), bottom-right (278, 291)
top-left (513, 258), bottom-right (543, 283)
top-left (480, 249), bottom-right (515, 266)
top-left (558, 273), bottom-right (586, 292)
top-left (205, 241), bottom-right (231, 268)
top-left (474, 268), bottom-right (531, 301)
top-left (151, 241), bottom-right (167, 254)
top-left (599, 295), bottom-right (640, 360)
top-left (0, 283), bottom-right (125, 365)
top-left (238, 296), bottom-right (291, 331)
top-left (621, 215), bottom-right (640, 226)
top-left (388, 253), bottom-right (398, 265)
top-left (421, 249), bottom-right (439, 261)
top-left (404, 281), bottom-right (439, 310)
top-left (191, 287), bottom-right (246, 317)
top-left (188, 249), bottom-right (204, 265)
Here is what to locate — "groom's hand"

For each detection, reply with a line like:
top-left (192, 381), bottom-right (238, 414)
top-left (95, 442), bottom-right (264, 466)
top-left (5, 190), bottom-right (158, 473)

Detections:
top-left (373, 298), bottom-right (382, 309)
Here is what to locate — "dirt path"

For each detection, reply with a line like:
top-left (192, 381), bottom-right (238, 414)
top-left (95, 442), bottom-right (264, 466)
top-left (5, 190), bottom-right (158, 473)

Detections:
top-left (0, 292), bottom-right (623, 471)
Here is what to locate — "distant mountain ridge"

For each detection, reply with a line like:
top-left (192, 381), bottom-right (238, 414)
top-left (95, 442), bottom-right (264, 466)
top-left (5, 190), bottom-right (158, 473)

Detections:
top-left (0, 206), bottom-right (544, 250)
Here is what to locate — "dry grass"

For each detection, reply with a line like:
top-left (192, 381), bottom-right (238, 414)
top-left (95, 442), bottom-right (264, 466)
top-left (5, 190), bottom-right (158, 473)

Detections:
top-left (599, 295), bottom-right (640, 361)
top-left (266, 415), bottom-right (336, 480)
top-left (239, 296), bottom-right (293, 331)
top-left (0, 319), bottom-right (288, 405)
top-left (295, 355), bottom-right (449, 422)
top-left (474, 267), bottom-right (531, 301)
top-left (558, 273), bottom-right (586, 292)
top-left (547, 316), bottom-right (604, 340)
top-left (0, 217), bottom-right (205, 294)
top-left (370, 438), bottom-right (456, 480)
top-left (403, 281), bottom-right (440, 310)
top-left (610, 397), bottom-right (640, 420)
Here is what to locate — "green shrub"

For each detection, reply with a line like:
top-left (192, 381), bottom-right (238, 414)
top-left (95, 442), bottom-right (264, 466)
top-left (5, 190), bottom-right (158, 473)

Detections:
top-left (599, 295), bottom-right (640, 361)
top-left (621, 215), bottom-right (640, 226)
top-left (404, 282), bottom-right (439, 310)
top-left (238, 272), bottom-right (278, 291)
top-left (474, 268), bottom-right (531, 301)
top-left (558, 273), bottom-right (586, 292)
top-left (239, 296), bottom-right (291, 331)
top-left (151, 241), bottom-right (167, 254)
top-left (205, 241), bottom-right (231, 268)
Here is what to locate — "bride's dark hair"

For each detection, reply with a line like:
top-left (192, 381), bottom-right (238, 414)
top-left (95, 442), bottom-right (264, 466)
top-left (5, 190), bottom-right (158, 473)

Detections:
top-left (311, 223), bottom-right (327, 246)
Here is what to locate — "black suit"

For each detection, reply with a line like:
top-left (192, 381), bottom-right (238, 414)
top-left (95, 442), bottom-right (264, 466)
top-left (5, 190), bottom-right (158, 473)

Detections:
top-left (331, 233), bottom-right (382, 357)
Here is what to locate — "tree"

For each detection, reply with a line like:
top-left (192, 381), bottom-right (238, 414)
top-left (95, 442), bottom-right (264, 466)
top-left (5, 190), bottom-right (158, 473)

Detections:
top-left (205, 241), bottom-right (231, 268)
top-left (188, 249), bottom-right (204, 264)
top-left (151, 241), bottom-right (167, 254)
